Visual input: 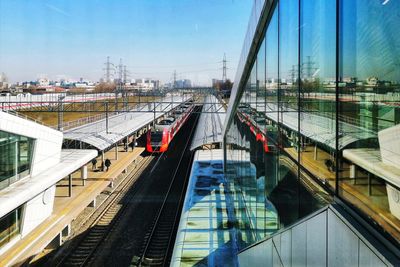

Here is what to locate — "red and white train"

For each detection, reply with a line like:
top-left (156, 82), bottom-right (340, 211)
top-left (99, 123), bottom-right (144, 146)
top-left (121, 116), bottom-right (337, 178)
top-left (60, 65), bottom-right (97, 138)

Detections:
top-left (146, 101), bottom-right (194, 153)
top-left (237, 109), bottom-right (271, 153)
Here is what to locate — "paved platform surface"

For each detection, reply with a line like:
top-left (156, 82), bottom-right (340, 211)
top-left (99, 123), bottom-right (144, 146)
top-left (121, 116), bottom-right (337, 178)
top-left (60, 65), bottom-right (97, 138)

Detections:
top-left (0, 146), bottom-right (144, 266)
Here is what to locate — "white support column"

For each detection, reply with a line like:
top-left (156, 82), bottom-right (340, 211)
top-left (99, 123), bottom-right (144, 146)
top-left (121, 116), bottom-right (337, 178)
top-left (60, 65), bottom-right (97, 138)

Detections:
top-left (349, 164), bottom-right (357, 179)
top-left (314, 145), bottom-right (318, 160)
top-left (81, 165), bottom-right (87, 186)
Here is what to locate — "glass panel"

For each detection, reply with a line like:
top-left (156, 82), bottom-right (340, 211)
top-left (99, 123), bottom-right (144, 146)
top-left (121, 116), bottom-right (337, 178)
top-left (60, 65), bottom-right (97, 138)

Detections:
top-left (277, 0), bottom-right (306, 231)
top-left (278, 0), bottom-right (299, 151)
top-left (0, 207), bottom-right (22, 248)
top-left (299, 0), bottom-right (336, 191)
top-left (0, 130), bottom-right (34, 190)
top-left (264, 6), bottom-right (280, 228)
top-left (224, 3), bottom-right (332, 251)
top-left (338, 0), bottom-right (400, 245)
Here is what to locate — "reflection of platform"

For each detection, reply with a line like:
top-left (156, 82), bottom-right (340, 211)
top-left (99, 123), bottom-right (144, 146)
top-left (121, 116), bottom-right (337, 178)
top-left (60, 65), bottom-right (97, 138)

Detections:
top-left (285, 146), bottom-right (335, 183)
top-left (171, 149), bottom-right (238, 267)
top-left (343, 148), bottom-right (400, 220)
top-left (284, 145), bottom-right (400, 243)
top-left (249, 100), bottom-right (375, 150)
top-left (0, 147), bottom-right (144, 266)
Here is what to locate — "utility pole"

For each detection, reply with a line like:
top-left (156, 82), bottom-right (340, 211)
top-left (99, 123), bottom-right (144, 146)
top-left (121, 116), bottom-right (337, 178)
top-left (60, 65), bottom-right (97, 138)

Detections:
top-left (115, 58), bottom-right (123, 113)
top-left (118, 58), bottom-right (123, 83)
top-left (103, 56), bottom-right (113, 83)
top-left (222, 53), bottom-right (227, 82)
top-left (173, 70), bottom-right (177, 89)
top-left (289, 65), bottom-right (297, 84)
top-left (57, 95), bottom-right (65, 131)
top-left (302, 56), bottom-right (316, 80)
top-left (123, 65), bottom-right (129, 111)
top-left (105, 101), bottom-right (109, 134)
top-left (123, 65), bottom-right (128, 83)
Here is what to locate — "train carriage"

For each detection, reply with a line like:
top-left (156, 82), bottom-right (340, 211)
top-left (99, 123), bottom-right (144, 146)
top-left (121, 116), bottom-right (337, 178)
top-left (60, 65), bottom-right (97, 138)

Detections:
top-left (146, 102), bottom-right (194, 153)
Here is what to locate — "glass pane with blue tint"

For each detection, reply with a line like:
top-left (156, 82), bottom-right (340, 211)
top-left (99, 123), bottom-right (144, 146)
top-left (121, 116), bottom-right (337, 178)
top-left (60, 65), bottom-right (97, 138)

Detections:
top-left (338, 0), bottom-right (400, 245)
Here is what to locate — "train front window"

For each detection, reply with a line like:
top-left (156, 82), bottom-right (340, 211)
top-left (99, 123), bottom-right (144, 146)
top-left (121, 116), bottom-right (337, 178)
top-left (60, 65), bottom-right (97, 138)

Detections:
top-left (151, 132), bottom-right (163, 143)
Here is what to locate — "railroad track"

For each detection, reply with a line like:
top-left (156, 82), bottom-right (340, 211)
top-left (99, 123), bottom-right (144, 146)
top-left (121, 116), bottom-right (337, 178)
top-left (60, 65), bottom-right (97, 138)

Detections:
top-left (133, 108), bottom-right (200, 267)
top-left (53, 154), bottom-right (155, 267)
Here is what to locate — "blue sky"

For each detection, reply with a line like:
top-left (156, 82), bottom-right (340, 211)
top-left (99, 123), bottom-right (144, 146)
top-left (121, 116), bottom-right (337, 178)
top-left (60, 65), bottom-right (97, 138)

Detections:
top-left (0, 0), bottom-right (253, 85)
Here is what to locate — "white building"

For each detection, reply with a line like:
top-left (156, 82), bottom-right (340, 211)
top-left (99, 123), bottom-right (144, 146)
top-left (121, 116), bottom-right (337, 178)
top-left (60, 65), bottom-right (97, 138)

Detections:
top-left (37, 78), bottom-right (50, 87)
top-left (0, 72), bottom-right (9, 90)
top-left (130, 78), bottom-right (160, 91)
top-left (0, 112), bottom-right (96, 254)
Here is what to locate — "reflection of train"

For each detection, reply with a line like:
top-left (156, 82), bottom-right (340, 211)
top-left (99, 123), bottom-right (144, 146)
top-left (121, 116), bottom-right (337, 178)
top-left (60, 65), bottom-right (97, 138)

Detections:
top-left (237, 105), bottom-right (271, 153)
top-left (146, 101), bottom-right (194, 153)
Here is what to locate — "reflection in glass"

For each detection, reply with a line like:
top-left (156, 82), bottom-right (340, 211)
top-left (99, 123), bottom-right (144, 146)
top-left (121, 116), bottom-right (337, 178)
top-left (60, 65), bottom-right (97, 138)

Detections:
top-left (0, 207), bottom-right (22, 248)
top-left (339, 0), bottom-right (400, 244)
top-left (299, 0), bottom-right (336, 191)
top-left (279, 0), bottom-right (299, 149)
top-left (224, 3), bottom-right (330, 251)
top-left (0, 130), bottom-right (34, 190)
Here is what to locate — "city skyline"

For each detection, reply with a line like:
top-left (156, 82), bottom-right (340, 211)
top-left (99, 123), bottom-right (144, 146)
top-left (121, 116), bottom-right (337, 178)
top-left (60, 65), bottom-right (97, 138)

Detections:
top-left (0, 0), bottom-right (253, 85)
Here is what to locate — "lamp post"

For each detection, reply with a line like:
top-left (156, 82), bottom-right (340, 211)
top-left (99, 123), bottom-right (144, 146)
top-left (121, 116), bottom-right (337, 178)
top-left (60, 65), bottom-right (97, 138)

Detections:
top-left (105, 101), bottom-right (109, 134)
top-left (58, 95), bottom-right (65, 131)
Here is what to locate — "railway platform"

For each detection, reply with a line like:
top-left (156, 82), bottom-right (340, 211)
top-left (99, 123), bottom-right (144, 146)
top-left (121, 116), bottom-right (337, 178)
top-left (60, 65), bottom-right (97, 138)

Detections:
top-left (0, 146), bottom-right (144, 266)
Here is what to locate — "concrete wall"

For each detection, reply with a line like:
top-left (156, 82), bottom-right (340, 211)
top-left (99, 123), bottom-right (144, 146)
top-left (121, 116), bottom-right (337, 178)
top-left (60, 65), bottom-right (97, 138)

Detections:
top-left (21, 185), bottom-right (56, 236)
top-left (238, 206), bottom-right (395, 267)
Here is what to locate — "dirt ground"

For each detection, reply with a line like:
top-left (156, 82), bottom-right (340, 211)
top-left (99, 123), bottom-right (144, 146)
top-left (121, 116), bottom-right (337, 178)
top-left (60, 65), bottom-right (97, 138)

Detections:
top-left (20, 96), bottom-right (156, 127)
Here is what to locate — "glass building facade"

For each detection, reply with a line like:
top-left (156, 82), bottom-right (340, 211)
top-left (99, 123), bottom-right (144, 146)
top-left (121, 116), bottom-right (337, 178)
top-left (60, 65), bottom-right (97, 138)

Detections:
top-left (225, 0), bottom-right (400, 251)
top-left (0, 130), bottom-right (34, 190)
top-left (0, 207), bottom-right (22, 249)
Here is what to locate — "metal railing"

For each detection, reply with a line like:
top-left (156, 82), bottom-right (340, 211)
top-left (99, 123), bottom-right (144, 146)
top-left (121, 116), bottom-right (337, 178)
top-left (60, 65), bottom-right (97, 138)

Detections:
top-left (3, 110), bottom-right (46, 126)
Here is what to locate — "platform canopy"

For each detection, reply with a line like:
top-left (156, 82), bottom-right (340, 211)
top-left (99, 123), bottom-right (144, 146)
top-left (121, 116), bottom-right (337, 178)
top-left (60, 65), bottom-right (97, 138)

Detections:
top-left (247, 100), bottom-right (375, 150)
top-left (190, 95), bottom-right (226, 150)
top-left (63, 94), bottom-right (191, 151)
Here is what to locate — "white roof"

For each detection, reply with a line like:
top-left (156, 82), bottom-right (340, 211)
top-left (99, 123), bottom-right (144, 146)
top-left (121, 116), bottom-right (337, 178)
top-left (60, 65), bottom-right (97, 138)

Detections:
top-left (190, 95), bottom-right (226, 150)
top-left (343, 148), bottom-right (400, 188)
top-left (0, 149), bottom-right (97, 218)
top-left (248, 99), bottom-right (375, 150)
top-left (64, 95), bottom-right (190, 150)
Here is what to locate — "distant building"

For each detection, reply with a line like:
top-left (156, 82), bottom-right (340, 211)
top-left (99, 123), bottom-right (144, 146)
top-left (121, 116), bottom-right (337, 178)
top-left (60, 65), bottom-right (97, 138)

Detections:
top-left (212, 79), bottom-right (223, 88)
top-left (37, 78), bottom-right (50, 87)
top-left (175, 79), bottom-right (191, 88)
top-left (0, 72), bottom-right (9, 91)
top-left (129, 78), bottom-right (160, 91)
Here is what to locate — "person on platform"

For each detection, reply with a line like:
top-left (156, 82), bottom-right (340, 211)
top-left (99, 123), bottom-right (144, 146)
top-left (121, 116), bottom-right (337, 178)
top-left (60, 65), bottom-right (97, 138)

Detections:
top-left (105, 158), bottom-right (111, 171)
top-left (129, 141), bottom-right (135, 151)
top-left (91, 158), bottom-right (97, 170)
